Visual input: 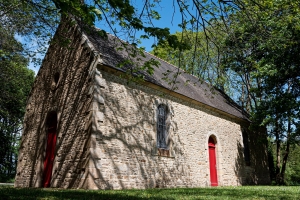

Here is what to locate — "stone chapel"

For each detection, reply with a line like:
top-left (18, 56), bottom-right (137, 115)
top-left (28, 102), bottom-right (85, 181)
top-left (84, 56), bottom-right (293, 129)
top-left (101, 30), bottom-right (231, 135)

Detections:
top-left (15, 19), bottom-right (270, 189)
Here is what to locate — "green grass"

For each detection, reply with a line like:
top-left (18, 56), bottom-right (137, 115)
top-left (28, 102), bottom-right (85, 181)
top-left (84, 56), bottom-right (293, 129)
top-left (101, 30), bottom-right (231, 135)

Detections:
top-left (0, 186), bottom-right (299, 200)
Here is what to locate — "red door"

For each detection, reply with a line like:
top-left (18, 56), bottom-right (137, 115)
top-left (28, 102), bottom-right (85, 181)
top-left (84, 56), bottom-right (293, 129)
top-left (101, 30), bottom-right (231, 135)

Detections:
top-left (43, 114), bottom-right (57, 187)
top-left (208, 137), bottom-right (218, 186)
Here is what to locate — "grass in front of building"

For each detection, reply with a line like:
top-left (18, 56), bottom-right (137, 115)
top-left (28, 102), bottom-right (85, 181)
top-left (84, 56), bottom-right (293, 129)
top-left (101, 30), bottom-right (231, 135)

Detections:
top-left (0, 185), bottom-right (299, 200)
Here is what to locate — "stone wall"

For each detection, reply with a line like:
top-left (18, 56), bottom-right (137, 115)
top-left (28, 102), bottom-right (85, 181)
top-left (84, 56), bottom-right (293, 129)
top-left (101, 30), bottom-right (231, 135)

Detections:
top-left (85, 66), bottom-right (270, 189)
top-left (15, 20), bottom-right (95, 188)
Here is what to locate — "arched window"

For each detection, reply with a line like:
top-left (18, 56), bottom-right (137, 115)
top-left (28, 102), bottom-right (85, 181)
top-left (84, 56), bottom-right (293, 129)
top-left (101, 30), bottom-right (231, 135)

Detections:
top-left (53, 72), bottom-right (60, 85)
top-left (157, 104), bottom-right (168, 149)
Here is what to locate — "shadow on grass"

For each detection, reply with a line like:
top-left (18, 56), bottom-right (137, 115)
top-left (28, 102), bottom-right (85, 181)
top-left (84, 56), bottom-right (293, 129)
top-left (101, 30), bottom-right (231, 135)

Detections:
top-left (0, 186), bottom-right (170, 200)
top-left (1, 186), bottom-right (299, 200)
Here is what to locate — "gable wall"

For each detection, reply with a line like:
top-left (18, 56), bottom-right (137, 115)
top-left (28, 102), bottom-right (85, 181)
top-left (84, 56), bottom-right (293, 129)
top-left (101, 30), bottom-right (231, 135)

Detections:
top-left (15, 20), bottom-right (95, 188)
top-left (86, 67), bottom-right (270, 189)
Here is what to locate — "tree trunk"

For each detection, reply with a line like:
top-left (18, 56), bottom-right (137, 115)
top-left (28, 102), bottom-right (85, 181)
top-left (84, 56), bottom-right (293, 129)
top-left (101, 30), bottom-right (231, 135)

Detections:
top-left (275, 118), bottom-right (282, 184)
top-left (281, 137), bottom-right (290, 185)
top-left (279, 82), bottom-right (292, 185)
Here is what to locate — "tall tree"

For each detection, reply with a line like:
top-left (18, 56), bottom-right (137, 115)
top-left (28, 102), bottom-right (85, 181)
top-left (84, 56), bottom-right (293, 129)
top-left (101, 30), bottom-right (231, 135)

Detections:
top-left (222, 0), bottom-right (300, 184)
top-left (0, 25), bottom-right (35, 181)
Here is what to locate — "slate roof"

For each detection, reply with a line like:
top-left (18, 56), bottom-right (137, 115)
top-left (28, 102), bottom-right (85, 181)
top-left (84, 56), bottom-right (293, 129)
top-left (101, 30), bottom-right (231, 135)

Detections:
top-left (83, 27), bottom-right (249, 121)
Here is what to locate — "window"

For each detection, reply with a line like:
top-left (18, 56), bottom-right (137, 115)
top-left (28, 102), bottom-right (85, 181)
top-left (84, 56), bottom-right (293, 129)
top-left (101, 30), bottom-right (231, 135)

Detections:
top-left (53, 72), bottom-right (60, 85)
top-left (157, 104), bottom-right (168, 149)
top-left (51, 72), bottom-right (60, 90)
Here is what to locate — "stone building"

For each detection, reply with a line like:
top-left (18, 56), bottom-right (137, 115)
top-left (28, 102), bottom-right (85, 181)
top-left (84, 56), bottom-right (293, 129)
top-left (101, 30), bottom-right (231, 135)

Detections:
top-left (15, 19), bottom-right (270, 189)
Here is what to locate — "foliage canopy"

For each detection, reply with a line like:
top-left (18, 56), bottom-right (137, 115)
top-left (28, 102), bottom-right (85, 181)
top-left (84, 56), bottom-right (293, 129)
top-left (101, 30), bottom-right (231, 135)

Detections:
top-left (0, 24), bottom-right (35, 181)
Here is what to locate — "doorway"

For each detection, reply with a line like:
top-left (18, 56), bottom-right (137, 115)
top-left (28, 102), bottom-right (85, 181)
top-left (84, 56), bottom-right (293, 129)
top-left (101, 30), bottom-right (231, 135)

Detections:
top-left (42, 112), bottom-right (57, 187)
top-left (208, 136), bottom-right (218, 186)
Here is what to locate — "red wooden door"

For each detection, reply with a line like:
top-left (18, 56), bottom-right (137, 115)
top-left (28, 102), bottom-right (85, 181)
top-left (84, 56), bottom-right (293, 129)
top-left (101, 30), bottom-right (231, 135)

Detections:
top-left (43, 114), bottom-right (57, 187)
top-left (208, 137), bottom-right (218, 186)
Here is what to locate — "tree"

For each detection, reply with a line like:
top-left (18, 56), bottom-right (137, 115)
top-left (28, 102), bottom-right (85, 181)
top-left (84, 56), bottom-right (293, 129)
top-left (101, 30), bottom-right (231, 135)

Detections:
top-left (0, 0), bottom-right (59, 65)
top-left (151, 30), bottom-right (228, 88)
top-left (285, 144), bottom-right (300, 185)
top-left (0, 25), bottom-right (35, 181)
top-left (221, 0), bottom-right (300, 184)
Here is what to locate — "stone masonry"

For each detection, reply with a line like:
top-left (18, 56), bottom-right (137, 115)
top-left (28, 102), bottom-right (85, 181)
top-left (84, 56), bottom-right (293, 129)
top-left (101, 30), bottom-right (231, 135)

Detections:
top-left (84, 67), bottom-right (270, 189)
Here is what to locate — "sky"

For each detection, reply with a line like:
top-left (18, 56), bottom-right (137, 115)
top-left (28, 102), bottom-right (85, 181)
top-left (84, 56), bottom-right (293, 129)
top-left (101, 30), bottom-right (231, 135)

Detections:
top-left (16, 35), bottom-right (46, 75)
top-left (25, 0), bottom-right (184, 74)
top-left (95, 0), bottom-right (183, 51)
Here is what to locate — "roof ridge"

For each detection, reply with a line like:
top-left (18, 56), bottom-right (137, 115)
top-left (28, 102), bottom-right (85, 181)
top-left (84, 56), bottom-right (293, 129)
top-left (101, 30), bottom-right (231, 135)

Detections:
top-left (92, 27), bottom-right (190, 72)
top-left (93, 26), bottom-right (133, 46)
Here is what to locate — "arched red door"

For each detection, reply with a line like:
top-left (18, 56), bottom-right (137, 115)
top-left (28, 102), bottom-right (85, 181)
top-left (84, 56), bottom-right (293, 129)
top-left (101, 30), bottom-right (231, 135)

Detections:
top-left (42, 113), bottom-right (57, 187)
top-left (208, 137), bottom-right (218, 186)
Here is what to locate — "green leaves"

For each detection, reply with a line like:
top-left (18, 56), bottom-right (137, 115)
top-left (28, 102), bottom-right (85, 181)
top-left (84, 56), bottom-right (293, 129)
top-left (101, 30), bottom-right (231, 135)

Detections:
top-left (151, 30), bottom-right (227, 90)
top-left (0, 26), bottom-right (35, 180)
top-left (221, 0), bottom-right (300, 184)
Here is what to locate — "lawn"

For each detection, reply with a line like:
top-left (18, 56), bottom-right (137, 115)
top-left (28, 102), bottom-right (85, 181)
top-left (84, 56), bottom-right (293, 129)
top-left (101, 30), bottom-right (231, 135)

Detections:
top-left (0, 185), bottom-right (299, 200)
